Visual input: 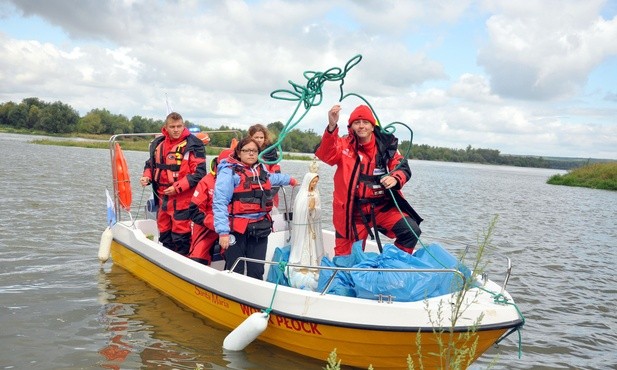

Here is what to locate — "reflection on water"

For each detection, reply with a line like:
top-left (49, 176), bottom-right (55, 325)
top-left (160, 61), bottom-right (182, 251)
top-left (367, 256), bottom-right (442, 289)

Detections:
top-left (98, 304), bottom-right (132, 369)
top-left (97, 265), bottom-right (326, 370)
top-left (1, 133), bottom-right (616, 369)
top-left (98, 265), bottom-right (226, 369)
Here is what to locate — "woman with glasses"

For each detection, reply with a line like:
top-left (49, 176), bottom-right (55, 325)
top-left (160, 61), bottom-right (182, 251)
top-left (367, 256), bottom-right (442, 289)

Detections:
top-left (213, 137), bottom-right (297, 280)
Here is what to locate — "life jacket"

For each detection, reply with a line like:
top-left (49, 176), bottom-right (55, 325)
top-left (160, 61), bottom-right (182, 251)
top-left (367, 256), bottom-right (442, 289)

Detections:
top-left (355, 148), bottom-right (388, 203)
top-left (228, 164), bottom-right (273, 216)
top-left (261, 148), bottom-right (281, 173)
top-left (152, 139), bottom-right (189, 187)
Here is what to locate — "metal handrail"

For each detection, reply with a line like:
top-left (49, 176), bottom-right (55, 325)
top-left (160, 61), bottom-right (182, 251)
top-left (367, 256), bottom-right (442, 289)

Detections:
top-left (228, 257), bottom-right (467, 297)
top-left (421, 235), bottom-right (513, 293)
top-left (108, 131), bottom-right (242, 221)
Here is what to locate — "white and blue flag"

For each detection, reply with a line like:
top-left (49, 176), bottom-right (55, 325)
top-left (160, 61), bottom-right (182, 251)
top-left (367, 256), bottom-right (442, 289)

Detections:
top-left (106, 189), bottom-right (117, 226)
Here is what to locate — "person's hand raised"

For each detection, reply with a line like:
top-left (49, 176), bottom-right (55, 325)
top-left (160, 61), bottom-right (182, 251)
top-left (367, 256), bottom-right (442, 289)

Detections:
top-left (328, 105), bottom-right (341, 130)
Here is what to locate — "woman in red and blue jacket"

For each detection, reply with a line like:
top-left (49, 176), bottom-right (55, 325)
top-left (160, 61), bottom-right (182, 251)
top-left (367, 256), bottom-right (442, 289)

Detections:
top-left (213, 137), bottom-right (296, 280)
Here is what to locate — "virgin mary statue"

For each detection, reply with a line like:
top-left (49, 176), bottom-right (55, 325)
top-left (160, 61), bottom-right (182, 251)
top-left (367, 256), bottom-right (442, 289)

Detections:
top-left (286, 165), bottom-right (324, 291)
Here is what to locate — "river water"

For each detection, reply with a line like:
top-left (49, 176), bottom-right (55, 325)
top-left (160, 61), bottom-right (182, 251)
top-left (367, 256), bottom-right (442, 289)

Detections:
top-left (0, 133), bottom-right (615, 369)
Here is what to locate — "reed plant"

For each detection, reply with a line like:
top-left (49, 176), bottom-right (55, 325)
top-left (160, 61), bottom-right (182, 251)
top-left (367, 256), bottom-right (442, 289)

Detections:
top-left (413, 216), bottom-right (499, 369)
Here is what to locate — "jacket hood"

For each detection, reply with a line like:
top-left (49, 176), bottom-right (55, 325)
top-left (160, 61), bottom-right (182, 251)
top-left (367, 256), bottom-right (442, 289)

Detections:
top-left (162, 126), bottom-right (190, 144)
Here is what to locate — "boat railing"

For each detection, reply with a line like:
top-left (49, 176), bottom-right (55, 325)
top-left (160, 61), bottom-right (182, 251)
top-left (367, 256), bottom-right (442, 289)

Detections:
top-left (108, 131), bottom-right (242, 221)
top-left (229, 257), bottom-right (467, 298)
top-left (425, 235), bottom-right (513, 294)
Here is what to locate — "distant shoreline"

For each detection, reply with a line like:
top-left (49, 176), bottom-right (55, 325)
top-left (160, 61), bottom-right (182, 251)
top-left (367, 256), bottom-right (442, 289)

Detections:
top-left (27, 137), bottom-right (315, 161)
top-left (2, 128), bottom-right (614, 169)
top-left (31, 135), bottom-right (615, 191)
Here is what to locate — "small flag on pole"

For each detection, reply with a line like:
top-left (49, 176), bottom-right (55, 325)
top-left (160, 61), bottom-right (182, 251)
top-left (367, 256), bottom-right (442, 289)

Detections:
top-left (106, 189), bottom-right (117, 226)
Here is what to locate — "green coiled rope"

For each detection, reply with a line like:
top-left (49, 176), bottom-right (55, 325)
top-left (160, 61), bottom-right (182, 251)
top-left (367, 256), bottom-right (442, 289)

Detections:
top-left (259, 55), bottom-right (363, 164)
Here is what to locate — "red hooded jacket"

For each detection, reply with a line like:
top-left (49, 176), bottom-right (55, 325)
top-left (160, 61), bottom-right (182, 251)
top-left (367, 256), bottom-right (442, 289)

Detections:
top-left (315, 125), bottom-right (422, 240)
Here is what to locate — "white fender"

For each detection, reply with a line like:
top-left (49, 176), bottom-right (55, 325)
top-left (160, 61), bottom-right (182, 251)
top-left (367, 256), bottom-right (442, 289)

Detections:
top-left (98, 227), bottom-right (113, 263)
top-left (223, 312), bottom-right (269, 351)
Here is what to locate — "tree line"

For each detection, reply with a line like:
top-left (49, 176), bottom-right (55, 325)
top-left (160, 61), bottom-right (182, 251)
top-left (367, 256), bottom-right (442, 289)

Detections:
top-left (0, 97), bottom-right (598, 170)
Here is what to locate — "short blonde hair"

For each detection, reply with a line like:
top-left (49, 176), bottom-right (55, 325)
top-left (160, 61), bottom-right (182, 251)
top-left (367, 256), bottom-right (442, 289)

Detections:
top-left (165, 112), bottom-right (183, 124)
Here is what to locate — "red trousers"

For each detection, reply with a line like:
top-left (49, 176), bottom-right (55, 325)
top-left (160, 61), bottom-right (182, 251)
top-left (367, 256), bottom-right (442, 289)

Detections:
top-left (189, 224), bottom-right (218, 264)
top-left (157, 194), bottom-right (192, 255)
top-left (334, 203), bottom-right (420, 256)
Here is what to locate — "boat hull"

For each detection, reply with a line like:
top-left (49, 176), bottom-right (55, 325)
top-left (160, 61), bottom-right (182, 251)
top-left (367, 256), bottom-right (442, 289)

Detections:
top-left (110, 223), bottom-right (522, 369)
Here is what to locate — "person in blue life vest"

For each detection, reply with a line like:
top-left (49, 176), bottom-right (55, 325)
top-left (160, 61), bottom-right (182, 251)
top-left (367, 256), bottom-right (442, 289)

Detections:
top-left (314, 104), bottom-right (423, 256)
top-left (213, 137), bottom-right (297, 280)
top-left (140, 112), bottom-right (208, 256)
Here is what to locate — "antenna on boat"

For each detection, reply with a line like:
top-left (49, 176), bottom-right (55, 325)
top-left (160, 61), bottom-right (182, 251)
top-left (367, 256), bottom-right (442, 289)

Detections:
top-left (165, 93), bottom-right (173, 114)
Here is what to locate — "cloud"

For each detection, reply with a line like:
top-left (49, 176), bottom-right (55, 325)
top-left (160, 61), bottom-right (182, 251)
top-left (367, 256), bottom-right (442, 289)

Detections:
top-left (604, 91), bottom-right (617, 102)
top-left (0, 0), bottom-right (615, 159)
top-left (5, 0), bottom-right (158, 42)
top-left (449, 73), bottom-right (500, 103)
top-left (478, 0), bottom-right (617, 100)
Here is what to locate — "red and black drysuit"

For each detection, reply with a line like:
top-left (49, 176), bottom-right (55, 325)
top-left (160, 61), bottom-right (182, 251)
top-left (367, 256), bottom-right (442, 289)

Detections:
top-left (187, 172), bottom-right (217, 264)
top-left (315, 124), bottom-right (423, 256)
top-left (187, 149), bottom-right (234, 265)
top-left (143, 127), bottom-right (207, 255)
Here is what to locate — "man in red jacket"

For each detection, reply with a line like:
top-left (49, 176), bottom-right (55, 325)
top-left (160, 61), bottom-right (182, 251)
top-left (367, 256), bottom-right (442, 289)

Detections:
top-left (315, 104), bottom-right (422, 256)
top-left (140, 112), bottom-right (208, 255)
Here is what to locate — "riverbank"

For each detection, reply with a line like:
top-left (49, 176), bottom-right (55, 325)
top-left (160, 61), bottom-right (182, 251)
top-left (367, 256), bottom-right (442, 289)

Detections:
top-left (547, 162), bottom-right (617, 191)
top-left (5, 126), bottom-right (614, 170)
top-left (30, 138), bottom-right (314, 161)
top-left (30, 137), bottom-right (617, 188)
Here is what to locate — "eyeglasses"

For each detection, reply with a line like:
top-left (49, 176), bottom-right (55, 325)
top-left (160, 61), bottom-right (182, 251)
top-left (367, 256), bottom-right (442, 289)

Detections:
top-left (240, 149), bottom-right (258, 154)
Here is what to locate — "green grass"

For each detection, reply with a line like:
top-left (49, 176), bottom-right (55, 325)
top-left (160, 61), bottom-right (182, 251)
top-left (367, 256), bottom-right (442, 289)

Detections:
top-left (30, 138), bottom-right (313, 160)
top-left (547, 162), bottom-right (617, 191)
top-left (31, 138), bottom-right (149, 151)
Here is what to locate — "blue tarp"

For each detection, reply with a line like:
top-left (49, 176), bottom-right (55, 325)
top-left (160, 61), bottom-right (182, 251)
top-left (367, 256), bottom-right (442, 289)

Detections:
top-left (267, 241), bottom-right (472, 302)
top-left (266, 245), bottom-right (290, 286)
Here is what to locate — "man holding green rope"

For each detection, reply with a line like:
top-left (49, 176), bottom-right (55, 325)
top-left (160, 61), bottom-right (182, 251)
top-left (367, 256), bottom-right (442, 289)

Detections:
top-left (315, 104), bottom-right (423, 256)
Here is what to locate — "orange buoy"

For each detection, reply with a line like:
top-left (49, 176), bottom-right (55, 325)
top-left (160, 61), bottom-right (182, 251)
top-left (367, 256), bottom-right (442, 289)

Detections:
top-left (196, 132), bottom-right (211, 144)
top-left (113, 142), bottom-right (132, 211)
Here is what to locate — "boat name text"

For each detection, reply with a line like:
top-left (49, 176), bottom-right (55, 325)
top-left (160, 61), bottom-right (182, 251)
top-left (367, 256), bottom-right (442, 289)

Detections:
top-left (194, 286), bottom-right (230, 308)
top-left (240, 304), bottom-right (322, 335)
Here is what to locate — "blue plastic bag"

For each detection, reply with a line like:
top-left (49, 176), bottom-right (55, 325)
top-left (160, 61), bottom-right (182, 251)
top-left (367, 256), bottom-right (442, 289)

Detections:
top-left (316, 241), bottom-right (373, 297)
top-left (413, 243), bottom-right (472, 295)
top-left (316, 256), bottom-right (356, 297)
top-left (266, 246), bottom-right (291, 286)
top-left (351, 243), bottom-right (472, 302)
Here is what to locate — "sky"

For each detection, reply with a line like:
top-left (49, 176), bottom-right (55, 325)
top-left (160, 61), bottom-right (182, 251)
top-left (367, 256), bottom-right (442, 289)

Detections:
top-left (1, 0), bottom-right (616, 159)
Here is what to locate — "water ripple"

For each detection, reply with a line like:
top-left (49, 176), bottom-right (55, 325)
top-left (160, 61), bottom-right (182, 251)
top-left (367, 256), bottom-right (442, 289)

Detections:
top-left (1, 136), bottom-right (616, 369)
